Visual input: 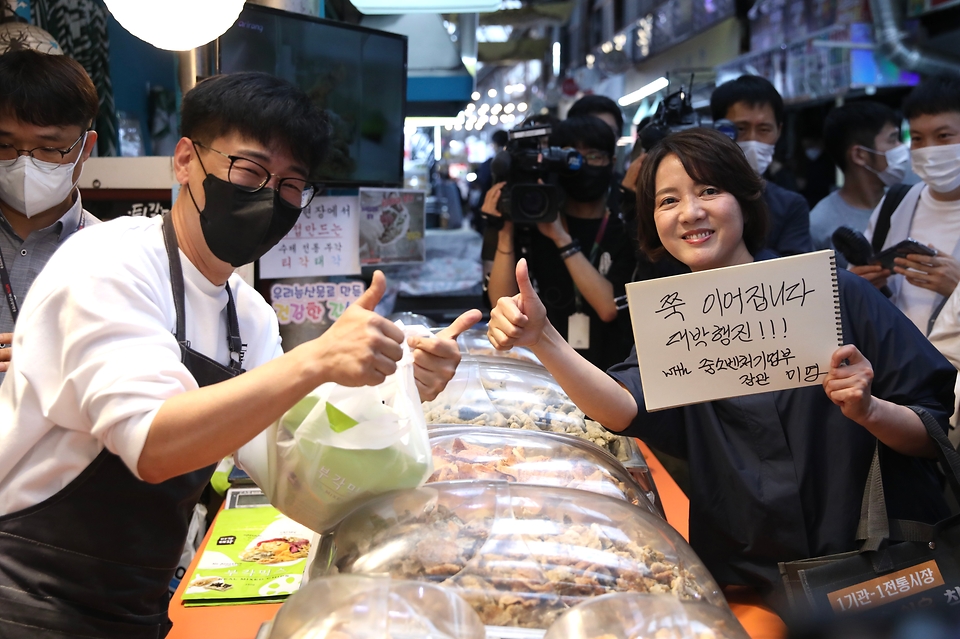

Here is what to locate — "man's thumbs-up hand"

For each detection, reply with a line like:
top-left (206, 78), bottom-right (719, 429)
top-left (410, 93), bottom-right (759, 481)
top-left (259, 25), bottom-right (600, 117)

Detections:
top-left (487, 259), bottom-right (548, 351)
top-left (304, 270), bottom-right (405, 387)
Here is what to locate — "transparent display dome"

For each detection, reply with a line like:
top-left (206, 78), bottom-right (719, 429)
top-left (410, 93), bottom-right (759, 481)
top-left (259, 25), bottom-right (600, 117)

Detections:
top-left (543, 593), bottom-right (748, 639)
top-left (311, 482), bottom-right (723, 629)
top-left (267, 574), bottom-right (486, 639)
top-left (455, 328), bottom-right (542, 366)
top-left (421, 357), bottom-right (661, 514)
top-left (427, 426), bottom-right (657, 515)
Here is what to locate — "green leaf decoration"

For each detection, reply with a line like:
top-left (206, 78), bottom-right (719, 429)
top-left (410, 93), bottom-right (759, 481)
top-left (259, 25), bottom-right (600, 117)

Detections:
top-left (326, 402), bottom-right (359, 433)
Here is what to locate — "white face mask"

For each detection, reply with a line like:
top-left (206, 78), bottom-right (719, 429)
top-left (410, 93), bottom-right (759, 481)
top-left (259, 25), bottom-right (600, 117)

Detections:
top-left (861, 143), bottom-right (910, 187)
top-left (911, 143), bottom-right (960, 194)
top-left (738, 140), bottom-right (775, 176)
top-left (0, 134), bottom-right (85, 218)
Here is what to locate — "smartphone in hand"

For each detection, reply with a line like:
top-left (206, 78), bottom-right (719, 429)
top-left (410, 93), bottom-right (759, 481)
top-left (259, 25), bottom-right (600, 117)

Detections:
top-left (870, 238), bottom-right (937, 271)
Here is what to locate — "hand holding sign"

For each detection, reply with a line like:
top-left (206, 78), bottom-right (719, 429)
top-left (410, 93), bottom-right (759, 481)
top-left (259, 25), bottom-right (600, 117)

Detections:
top-left (408, 309), bottom-right (483, 401)
top-left (823, 344), bottom-right (875, 423)
top-left (307, 270), bottom-right (404, 387)
top-left (488, 259), bottom-right (548, 351)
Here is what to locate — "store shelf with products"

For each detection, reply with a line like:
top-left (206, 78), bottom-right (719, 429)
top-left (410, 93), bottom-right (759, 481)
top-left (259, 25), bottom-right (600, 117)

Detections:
top-left (717, 22), bottom-right (919, 106)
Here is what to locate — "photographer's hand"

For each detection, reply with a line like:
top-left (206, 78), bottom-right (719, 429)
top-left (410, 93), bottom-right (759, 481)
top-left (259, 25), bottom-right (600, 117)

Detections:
top-left (485, 182), bottom-right (520, 303)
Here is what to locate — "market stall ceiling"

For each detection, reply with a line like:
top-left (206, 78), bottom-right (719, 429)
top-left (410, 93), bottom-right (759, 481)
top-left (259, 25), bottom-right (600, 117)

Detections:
top-left (477, 1), bottom-right (574, 27)
top-left (352, 0), bottom-right (500, 11)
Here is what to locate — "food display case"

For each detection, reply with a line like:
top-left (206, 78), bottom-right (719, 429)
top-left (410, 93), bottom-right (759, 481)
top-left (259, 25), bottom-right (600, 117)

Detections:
top-left (454, 328), bottom-right (542, 366)
top-left (543, 593), bottom-right (749, 639)
top-left (267, 574), bottom-right (486, 639)
top-left (422, 357), bottom-right (663, 516)
top-left (310, 482), bottom-right (723, 630)
top-left (427, 426), bottom-right (659, 516)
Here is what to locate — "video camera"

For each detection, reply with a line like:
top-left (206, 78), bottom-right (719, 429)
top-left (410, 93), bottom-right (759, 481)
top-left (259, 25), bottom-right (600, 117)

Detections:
top-left (638, 77), bottom-right (737, 151)
top-left (489, 122), bottom-right (583, 225)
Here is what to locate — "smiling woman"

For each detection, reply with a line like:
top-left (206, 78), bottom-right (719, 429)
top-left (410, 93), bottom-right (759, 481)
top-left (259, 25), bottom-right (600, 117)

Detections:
top-left (485, 126), bottom-right (957, 609)
top-left (635, 127), bottom-right (767, 269)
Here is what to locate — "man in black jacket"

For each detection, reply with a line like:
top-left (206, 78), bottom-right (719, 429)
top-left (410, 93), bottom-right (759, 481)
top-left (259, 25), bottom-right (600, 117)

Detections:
top-left (711, 75), bottom-right (812, 256)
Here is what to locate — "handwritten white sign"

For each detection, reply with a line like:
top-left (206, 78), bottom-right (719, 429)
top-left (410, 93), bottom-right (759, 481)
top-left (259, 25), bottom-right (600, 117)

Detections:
top-left (269, 281), bottom-right (366, 326)
top-left (259, 195), bottom-right (360, 278)
top-left (624, 251), bottom-right (842, 410)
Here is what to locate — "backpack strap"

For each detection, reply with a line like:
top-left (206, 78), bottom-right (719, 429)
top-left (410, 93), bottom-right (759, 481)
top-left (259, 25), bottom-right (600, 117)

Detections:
top-left (872, 184), bottom-right (913, 253)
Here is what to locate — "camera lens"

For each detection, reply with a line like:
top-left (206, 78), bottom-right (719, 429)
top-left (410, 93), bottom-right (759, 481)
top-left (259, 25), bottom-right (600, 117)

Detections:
top-left (519, 189), bottom-right (547, 219)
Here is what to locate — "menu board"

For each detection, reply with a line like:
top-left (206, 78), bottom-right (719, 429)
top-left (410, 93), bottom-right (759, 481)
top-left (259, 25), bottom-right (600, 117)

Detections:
top-left (259, 195), bottom-right (361, 279)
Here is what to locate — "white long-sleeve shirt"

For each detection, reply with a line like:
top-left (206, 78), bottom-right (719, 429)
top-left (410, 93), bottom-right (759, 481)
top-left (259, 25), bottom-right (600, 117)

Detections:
top-left (0, 215), bottom-right (282, 516)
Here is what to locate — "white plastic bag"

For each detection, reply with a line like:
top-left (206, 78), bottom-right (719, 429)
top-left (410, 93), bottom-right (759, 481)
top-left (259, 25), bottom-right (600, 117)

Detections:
top-left (240, 323), bottom-right (433, 532)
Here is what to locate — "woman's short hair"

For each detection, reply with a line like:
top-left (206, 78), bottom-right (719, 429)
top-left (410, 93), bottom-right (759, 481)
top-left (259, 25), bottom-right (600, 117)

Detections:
top-left (636, 127), bottom-right (768, 261)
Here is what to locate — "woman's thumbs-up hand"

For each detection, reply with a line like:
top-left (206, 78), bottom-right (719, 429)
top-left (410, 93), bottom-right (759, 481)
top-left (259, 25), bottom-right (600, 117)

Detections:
top-left (487, 258), bottom-right (548, 351)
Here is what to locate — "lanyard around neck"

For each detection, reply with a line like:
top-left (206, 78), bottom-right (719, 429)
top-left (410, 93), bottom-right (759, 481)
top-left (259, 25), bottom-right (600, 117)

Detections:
top-left (0, 211), bottom-right (86, 326)
top-left (572, 209), bottom-right (612, 313)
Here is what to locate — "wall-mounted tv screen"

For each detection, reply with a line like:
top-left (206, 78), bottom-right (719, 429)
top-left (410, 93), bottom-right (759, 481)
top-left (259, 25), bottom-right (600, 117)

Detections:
top-left (219, 3), bottom-right (407, 187)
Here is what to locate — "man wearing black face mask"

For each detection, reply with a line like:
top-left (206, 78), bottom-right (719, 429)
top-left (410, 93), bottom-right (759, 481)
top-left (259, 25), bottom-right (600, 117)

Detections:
top-left (0, 72), bottom-right (479, 639)
top-left (484, 116), bottom-right (639, 370)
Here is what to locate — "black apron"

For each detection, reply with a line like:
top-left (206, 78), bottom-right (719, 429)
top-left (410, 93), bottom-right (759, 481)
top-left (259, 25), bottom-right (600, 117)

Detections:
top-left (0, 215), bottom-right (246, 638)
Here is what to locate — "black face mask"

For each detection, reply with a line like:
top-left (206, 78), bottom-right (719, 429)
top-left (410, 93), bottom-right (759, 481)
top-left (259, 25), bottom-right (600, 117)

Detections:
top-left (188, 174), bottom-right (302, 267)
top-left (563, 164), bottom-right (613, 203)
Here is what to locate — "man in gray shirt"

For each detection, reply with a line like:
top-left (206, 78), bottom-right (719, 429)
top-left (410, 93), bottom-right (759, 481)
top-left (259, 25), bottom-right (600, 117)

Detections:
top-left (0, 50), bottom-right (100, 376)
top-left (809, 101), bottom-right (909, 266)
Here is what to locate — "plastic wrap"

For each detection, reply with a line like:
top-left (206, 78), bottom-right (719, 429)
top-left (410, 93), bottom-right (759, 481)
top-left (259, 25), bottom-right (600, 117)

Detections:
top-left (267, 574), bottom-right (486, 639)
top-left (427, 426), bottom-right (658, 515)
top-left (311, 482), bottom-right (723, 629)
top-left (543, 593), bottom-right (748, 639)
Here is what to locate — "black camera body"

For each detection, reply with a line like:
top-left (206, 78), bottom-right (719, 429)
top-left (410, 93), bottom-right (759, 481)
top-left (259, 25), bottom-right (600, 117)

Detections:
top-left (638, 81), bottom-right (737, 152)
top-left (490, 123), bottom-right (583, 225)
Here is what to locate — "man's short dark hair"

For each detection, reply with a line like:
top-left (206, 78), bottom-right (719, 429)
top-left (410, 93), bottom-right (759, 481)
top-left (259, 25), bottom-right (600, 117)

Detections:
top-left (182, 72), bottom-right (330, 177)
top-left (0, 50), bottom-right (98, 129)
top-left (491, 129), bottom-right (509, 148)
top-left (710, 75), bottom-right (784, 127)
top-left (636, 128), bottom-right (768, 261)
top-left (568, 94), bottom-right (624, 133)
top-left (902, 76), bottom-right (960, 121)
top-left (823, 101), bottom-right (901, 172)
top-left (549, 115), bottom-right (616, 157)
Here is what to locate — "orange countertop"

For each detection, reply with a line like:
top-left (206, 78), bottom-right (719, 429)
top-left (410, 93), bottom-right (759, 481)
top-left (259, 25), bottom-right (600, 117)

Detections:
top-left (168, 440), bottom-right (787, 639)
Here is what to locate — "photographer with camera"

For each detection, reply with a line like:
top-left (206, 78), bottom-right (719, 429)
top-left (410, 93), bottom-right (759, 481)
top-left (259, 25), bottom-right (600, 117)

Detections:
top-left (482, 116), bottom-right (639, 370)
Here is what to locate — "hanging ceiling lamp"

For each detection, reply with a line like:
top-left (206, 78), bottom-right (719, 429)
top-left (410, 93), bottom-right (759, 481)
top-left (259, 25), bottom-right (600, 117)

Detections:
top-left (0, 4), bottom-right (62, 55)
top-left (103, 0), bottom-right (246, 51)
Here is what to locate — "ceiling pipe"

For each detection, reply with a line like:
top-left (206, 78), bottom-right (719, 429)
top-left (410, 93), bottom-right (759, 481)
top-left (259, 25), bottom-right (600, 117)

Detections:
top-left (869, 0), bottom-right (960, 77)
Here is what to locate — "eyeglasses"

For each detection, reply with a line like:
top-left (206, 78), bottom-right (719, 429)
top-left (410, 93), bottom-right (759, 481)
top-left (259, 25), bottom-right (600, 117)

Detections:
top-left (0, 131), bottom-right (87, 168)
top-left (581, 150), bottom-right (611, 167)
top-left (192, 141), bottom-right (321, 209)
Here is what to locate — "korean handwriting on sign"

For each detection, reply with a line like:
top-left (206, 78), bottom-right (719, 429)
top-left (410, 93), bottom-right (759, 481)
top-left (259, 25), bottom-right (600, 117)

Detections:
top-left (702, 278), bottom-right (815, 317)
top-left (129, 202), bottom-right (169, 218)
top-left (656, 292), bottom-right (686, 322)
top-left (665, 319), bottom-right (790, 352)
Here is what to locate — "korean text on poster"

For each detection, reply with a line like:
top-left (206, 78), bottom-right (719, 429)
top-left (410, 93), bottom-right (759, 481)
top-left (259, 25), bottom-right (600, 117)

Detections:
top-left (624, 250), bottom-right (842, 410)
top-left (259, 196), bottom-right (360, 278)
top-left (270, 281), bottom-right (366, 326)
top-left (358, 188), bottom-right (426, 265)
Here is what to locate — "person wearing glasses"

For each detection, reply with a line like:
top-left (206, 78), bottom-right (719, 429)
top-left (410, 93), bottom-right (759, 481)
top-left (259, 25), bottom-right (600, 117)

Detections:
top-left (0, 71), bottom-right (479, 639)
top-left (483, 116), bottom-right (640, 370)
top-left (0, 50), bottom-right (100, 380)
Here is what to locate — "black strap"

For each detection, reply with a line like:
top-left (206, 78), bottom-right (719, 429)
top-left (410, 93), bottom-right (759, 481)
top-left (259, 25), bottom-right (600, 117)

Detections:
top-left (855, 406), bottom-right (960, 547)
top-left (0, 244), bottom-right (18, 325)
top-left (161, 214), bottom-right (187, 345)
top-left (871, 184), bottom-right (913, 254)
top-left (161, 214), bottom-right (244, 368)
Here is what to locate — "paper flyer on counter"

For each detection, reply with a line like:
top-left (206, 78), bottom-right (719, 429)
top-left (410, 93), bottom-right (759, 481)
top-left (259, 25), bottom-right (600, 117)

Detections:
top-left (180, 507), bottom-right (312, 607)
top-left (359, 188), bottom-right (426, 265)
